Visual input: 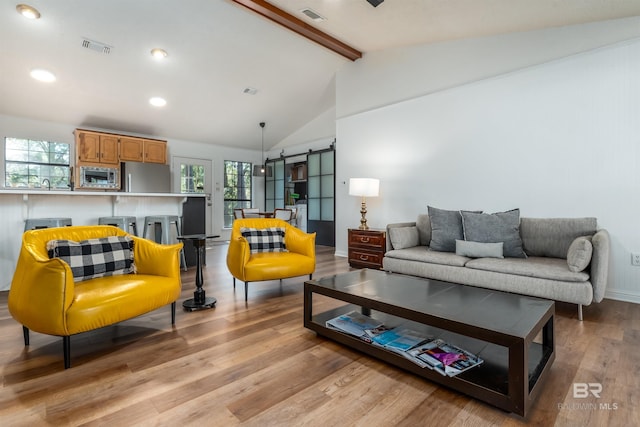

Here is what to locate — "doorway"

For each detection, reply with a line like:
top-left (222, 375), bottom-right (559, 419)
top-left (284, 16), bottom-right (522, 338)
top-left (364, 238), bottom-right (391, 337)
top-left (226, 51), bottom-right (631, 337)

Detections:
top-left (172, 157), bottom-right (213, 234)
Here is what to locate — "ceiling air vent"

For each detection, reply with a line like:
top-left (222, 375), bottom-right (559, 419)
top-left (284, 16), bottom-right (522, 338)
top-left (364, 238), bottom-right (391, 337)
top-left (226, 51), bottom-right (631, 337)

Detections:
top-left (81, 38), bottom-right (112, 54)
top-left (300, 8), bottom-right (326, 22)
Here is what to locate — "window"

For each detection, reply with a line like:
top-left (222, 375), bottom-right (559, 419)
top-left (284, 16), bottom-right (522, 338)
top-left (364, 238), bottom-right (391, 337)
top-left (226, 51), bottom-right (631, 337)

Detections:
top-left (224, 160), bottom-right (252, 228)
top-left (5, 137), bottom-right (70, 189)
top-left (180, 163), bottom-right (205, 193)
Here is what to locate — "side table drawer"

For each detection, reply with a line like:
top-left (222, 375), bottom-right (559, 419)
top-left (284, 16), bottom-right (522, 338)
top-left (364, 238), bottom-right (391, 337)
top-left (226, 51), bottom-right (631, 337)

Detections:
top-left (348, 248), bottom-right (384, 269)
top-left (349, 231), bottom-right (386, 249)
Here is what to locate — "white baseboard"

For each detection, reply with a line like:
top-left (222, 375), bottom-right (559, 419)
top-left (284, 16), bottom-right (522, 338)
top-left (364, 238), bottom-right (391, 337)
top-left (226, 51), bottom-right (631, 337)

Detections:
top-left (604, 289), bottom-right (640, 304)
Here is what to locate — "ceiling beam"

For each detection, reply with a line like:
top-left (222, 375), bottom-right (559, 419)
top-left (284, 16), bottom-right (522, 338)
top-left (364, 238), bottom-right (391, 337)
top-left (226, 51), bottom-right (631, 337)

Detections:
top-left (231, 0), bottom-right (362, 61)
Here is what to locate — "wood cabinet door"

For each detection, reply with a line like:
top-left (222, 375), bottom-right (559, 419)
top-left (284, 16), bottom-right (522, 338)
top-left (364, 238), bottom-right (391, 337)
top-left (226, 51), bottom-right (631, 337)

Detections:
top-left (119, 137), bottom-right (144, 162)
top-left (99, 135), bottom-right (119, 164)
top-left (77, 131), bottom-right (100, 163)
top-left (144, 140), bottom-right (166, 164)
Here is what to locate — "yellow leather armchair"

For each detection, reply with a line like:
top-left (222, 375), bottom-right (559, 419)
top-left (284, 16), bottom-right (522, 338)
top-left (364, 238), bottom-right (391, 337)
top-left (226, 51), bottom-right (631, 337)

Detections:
top-left (9, 225), bottom-right (183, 368)
top-left (227, 218), bottom-right (316, 301)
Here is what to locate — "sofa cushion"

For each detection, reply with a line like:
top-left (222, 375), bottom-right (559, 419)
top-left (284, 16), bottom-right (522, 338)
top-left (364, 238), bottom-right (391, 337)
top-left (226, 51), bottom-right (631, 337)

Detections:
top-left (389, 226), bottom-right (420, 249)
top-left (465, 256), bottom-right (589, 282)
top-left (455, 240), bottom-right (504, 259)
top-left (567, 236), bottom-right (593, 272)
top-left (520, 217), bottom-right (597, 259)
top-left (461, 209), bottom-right (527, 258)
top-left (47, 236), bottom-right (135, 282)
top-left (384, 246), bottom-right (470, 267)
top-left (416, 214), bottom-right (431, 246)
top-left (240, 227), bottom-right (287, 253)
top-left (428, 206), bottom-right (476, 252)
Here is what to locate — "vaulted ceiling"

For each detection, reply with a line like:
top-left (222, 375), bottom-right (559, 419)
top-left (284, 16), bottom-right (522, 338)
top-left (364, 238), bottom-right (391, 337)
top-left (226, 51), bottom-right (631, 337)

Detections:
top-left (2, 0), bottom-right (639, 150)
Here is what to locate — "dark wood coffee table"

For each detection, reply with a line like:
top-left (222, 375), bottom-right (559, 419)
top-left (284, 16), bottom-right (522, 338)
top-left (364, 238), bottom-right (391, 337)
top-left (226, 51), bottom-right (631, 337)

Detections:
top-left (303, 269), bottom-right (554, 417)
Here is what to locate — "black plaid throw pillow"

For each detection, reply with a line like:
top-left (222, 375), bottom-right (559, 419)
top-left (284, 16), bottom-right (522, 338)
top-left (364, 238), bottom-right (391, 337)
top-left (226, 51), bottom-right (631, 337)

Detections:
top-left (47, 236), bottom-right (136, 282)
top-left (240, 227), bottom-right (287, 253)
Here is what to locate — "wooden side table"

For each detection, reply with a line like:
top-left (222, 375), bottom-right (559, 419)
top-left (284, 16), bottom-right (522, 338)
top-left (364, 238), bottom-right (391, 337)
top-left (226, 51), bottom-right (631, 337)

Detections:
top-left (348, 228), bottom-right (386, 269)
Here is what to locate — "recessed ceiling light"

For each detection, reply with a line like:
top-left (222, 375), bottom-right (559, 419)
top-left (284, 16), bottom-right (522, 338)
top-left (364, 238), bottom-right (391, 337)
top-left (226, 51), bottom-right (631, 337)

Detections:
top-left (300, 8), bottom-right (326, 22)
top-left (149, 97), bottom-right (167, 107)
top-left (30, 69), bottom-right (56, 82)
top-left (150, 48), bottom-right (168, 59)
top-left (16, 4), bottom-right (40, 19)
top-left (243, 87), bottom-right (258, 95)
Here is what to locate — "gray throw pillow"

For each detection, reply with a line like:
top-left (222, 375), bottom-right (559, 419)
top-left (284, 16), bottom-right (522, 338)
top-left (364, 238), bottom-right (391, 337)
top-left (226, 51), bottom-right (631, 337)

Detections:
top-left (389, 226), bottom-right (420, 250)
top-left (566, 236), bottom-right (593, 272)
top-left (428, 206), bottom-right (467, 252)
top-left (455, 240), bottom-right (504, 259)
top-left (460, 209), bottom-right (527, 258)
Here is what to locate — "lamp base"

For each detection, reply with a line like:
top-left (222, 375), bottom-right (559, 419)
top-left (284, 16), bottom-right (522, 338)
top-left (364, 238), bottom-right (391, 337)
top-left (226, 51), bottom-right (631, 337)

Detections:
top-left (359, 200), bottom-right (369, 230)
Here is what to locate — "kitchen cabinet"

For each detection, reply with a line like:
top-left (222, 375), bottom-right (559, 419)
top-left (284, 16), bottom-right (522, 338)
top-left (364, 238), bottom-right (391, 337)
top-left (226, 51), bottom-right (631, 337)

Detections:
top-left (75, 129), bottom-right (167, 165)
top-left (143, 140), bottom-right (167, 164)
top-left (76, 131), bottom-right (119, 165)
top-left (119, 137), bottom-right (144, 162)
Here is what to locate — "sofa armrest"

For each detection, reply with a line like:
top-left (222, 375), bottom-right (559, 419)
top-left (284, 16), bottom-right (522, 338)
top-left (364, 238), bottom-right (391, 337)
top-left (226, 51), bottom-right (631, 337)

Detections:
top-left (9, 244), bottom-right (76, 336)
top-left (386, 222), bottom-right (417, 250)
top-left (590, 229), bottom-right (610, 303)
top-left (226, 236), bottom-right (251, 280)
top-left (131, 236), bottom-right (183, 278)
top-left (284, 226), bottom-right (316, 258)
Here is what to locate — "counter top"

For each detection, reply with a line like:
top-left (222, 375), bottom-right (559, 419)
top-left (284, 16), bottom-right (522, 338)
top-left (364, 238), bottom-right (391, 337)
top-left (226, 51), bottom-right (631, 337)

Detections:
top-left (0, 189), bottom-right (205, 197)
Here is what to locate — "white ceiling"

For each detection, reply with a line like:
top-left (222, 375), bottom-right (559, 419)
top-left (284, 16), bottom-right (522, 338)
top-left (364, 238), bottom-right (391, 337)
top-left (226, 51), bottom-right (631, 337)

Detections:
top-left (1, 0), bottom-right (639, 151)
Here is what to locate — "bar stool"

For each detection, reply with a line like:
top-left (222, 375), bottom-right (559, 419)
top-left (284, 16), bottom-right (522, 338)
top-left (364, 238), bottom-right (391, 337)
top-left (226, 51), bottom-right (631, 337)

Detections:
top-left (143, 215), bottom-right (187, 271)
top-left (24, 218), bottom-right (72, 232)
top-left (98, 216), bottom-right (138, 236)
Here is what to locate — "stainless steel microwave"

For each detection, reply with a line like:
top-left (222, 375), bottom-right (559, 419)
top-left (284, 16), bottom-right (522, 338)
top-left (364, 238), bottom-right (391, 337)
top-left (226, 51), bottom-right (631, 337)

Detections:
top-left (79, 166), bottom-right (120, 189)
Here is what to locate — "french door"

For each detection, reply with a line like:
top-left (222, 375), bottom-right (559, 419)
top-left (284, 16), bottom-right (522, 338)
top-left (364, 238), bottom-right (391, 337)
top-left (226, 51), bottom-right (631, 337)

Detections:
top-left (307, 149), bottom-right (335, 246)
top-left (172, 156), bottom-right (213, 235)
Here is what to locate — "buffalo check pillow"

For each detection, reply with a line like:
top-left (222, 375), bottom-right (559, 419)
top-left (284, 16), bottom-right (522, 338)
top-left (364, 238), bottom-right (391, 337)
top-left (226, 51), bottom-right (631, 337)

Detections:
top-left (240, 227), bottom-right (287, 253)
top-left (47, 236), bottom-right (136, 282)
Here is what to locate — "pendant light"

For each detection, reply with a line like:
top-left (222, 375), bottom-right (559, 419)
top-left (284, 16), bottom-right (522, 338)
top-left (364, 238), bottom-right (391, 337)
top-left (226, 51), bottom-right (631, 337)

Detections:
top-left (253, 122), bottom-right (267, 176)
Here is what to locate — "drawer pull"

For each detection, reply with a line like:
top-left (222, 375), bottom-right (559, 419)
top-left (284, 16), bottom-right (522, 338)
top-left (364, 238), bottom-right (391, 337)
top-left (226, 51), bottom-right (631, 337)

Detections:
top-left (359, 254), bottom-right (369, 261)
top-left (360, 237), bottom-right (370, 243)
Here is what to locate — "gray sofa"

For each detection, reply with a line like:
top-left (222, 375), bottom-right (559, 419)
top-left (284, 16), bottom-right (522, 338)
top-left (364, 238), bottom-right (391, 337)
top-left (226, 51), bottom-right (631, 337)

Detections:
top-left (383, 214), bottom-right (610, 320)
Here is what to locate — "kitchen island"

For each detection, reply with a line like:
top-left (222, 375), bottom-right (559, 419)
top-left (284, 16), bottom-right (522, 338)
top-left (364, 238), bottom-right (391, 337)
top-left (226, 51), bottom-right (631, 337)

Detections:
top-left (0, 190), bottom-right (204, 291)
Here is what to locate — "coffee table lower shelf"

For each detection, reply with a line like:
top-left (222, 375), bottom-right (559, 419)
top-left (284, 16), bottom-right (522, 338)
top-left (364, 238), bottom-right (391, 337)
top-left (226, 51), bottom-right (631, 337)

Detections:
top-left (303, 276), bottom-right (555, 418)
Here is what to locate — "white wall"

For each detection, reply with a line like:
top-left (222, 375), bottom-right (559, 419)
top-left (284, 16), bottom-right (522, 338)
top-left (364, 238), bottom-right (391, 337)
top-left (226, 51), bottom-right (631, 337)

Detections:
top-left (335, 34), bottom-right (640, 303)
top-left (0, 114), bottom-right (264, 240)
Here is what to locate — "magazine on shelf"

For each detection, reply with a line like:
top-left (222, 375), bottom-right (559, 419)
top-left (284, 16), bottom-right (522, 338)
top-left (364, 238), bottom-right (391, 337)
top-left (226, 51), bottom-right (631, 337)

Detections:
top-left (325, 312), bottom-right (483, 375)
top-left (368, 328), bottom-right (430, 352)
top-left (407, 338), bottom-right (484, 377)
top-left (325, 311), bottom-right (384, 340)
top-left (364, 327), bottom-right (434, 368)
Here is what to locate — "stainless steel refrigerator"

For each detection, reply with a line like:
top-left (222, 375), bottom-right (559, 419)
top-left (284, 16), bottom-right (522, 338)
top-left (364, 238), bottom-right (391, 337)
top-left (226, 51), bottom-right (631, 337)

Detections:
top-left (122, 162), bottom-right (171, 193)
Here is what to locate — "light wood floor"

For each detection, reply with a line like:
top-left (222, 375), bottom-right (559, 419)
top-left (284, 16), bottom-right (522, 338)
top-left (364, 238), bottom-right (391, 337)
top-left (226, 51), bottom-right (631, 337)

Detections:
top-left (0, 243), bottom-right (638, 426)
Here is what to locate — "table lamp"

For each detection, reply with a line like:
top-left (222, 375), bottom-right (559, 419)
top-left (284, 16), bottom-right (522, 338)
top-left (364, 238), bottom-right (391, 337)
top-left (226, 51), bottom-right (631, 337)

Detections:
top-left (349, 178), bottom-right (379, 230)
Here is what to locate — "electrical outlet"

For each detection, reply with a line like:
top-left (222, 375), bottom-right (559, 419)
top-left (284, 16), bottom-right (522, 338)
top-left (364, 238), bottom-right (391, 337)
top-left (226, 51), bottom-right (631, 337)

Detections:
top-left (632, 253), bottom-right (640, 266)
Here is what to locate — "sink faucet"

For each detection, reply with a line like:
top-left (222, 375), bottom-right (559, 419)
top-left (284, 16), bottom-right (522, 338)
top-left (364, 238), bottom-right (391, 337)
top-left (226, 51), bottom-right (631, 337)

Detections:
top-left (42, 178), bottom-right (51, 190)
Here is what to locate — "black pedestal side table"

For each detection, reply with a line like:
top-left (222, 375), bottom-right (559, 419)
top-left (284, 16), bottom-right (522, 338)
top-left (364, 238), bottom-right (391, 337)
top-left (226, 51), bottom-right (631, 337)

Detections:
top-left (178, 234), bottom-right (219, 311)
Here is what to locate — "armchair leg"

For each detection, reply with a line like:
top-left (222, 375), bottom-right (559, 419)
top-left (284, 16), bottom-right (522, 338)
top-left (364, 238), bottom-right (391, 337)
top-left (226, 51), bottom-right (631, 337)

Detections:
top-left (63, 336), bottom-right (71, 369)
top-left (578, 304), bottom-right (583, 321)
top-left (233, 277), bottom-right (236, 289)
top-left (22, 326), bottom-right (29, 346)
top-left (245, 281), bottom-right (249, 302)
top-left (171, 302), bottom-right (176, 325)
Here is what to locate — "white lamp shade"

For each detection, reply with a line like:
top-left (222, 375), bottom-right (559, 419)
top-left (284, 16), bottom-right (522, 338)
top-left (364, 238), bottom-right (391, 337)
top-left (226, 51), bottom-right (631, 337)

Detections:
top-left (349, 178), bottom-right (379, 197)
